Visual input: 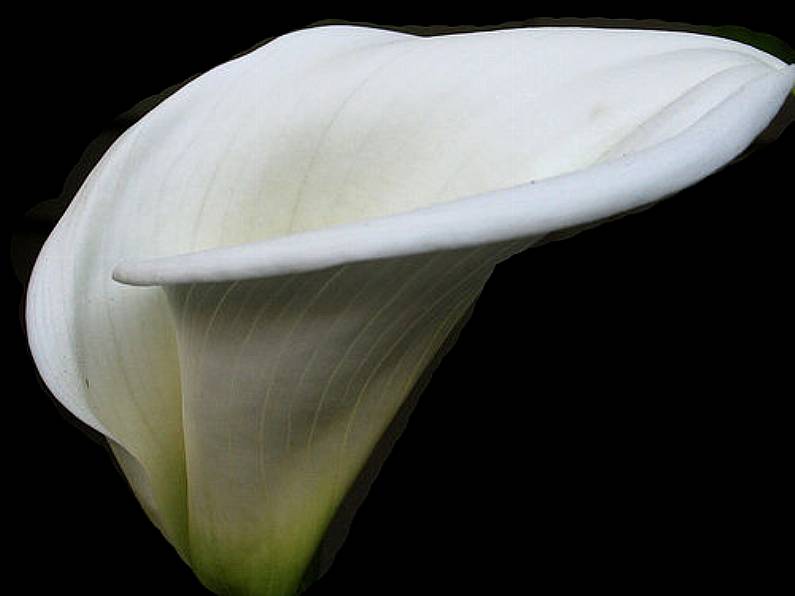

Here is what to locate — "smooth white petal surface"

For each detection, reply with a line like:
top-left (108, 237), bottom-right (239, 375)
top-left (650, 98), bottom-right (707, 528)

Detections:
top-left (26, 24), bottom-right (793, 595)
top-left (165, 241), bottom-right (525, 593)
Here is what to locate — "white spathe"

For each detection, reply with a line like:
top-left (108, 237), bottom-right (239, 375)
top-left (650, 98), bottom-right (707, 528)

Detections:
top-left (25, 24), bottom-right (794, 596)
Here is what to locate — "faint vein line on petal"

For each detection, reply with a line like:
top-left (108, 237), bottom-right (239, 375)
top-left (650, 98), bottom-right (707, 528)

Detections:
top-left (299, 259), bottom-right (412, 463)
top-left (335, 247), bottom-right (496, 486)
top-left (306, 253), bottom-right (443, 466)
top-left (403, 291), bottom-right (476, 395)
top-left (95, 125), bottom-right (166, 449)
top-left (283, 40), bottom-right (427, 233)
top-left (225, 279), bottom-right (281, 445)
top-left (302, 264), bottom-right (392, 452)
top-left (325, 248), bottom-right (487, 502)
top-left (323, 39), bottom-right (462, 212)
top-left (335, 241), bottom-right (522, 491)
top-left (178, 284), bottom-right (199, 372)
top-left (292, 266), bottom-right (390, 459)
top-left (359, 247), bottom-right (506, 447)
top-left (296, 267), bottom-right (365, 439)
top-left (225, 280), bottom-right (268, 429)
top-left (359, 288), bottom-right (478, 450)
top-left (187, 116), bottom-right (257, 252)
top-left (167, 56), bottom-right (272, 253)
top-left (351, 283), bottom-right (473, 459)
top-left (225, 275), bottom-right (300, 490)
top-left (193, 280), bottom-right (240, 386)
top-left (391, 277), bottom-right (482, 408)
top-left (251, 273), bottom-right (327, 484)
top-left (258, 267), bottom-right (347, 459)
top-left (145, 58), bottom-right (262, 254)
top-left (150, 82), bottom-right (235, 253)
top-left (99, 126), bottom-right (169, 434)
top-left (394, 242), bottom-right (522, 393)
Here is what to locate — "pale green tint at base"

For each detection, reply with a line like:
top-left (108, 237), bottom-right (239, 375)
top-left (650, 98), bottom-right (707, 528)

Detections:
top-left (166, 243), bottom-right (520, 594)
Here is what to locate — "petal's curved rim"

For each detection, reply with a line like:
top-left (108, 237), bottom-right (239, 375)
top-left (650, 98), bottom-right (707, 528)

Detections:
top-left (113, 65), bottom-right (795, 286)
top-left (113, 63), bottom-right (794, 287)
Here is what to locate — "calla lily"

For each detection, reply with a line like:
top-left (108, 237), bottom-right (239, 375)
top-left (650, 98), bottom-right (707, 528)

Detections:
top-left (25, 23), bottom-right (793, 595)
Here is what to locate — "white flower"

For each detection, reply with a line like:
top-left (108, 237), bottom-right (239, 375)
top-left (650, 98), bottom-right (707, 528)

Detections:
top-left (26, 24), bottom-right (794, 595)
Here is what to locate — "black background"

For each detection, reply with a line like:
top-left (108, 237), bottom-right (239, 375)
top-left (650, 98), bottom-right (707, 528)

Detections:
top-left (8, 9), bottom-right (791, 594)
